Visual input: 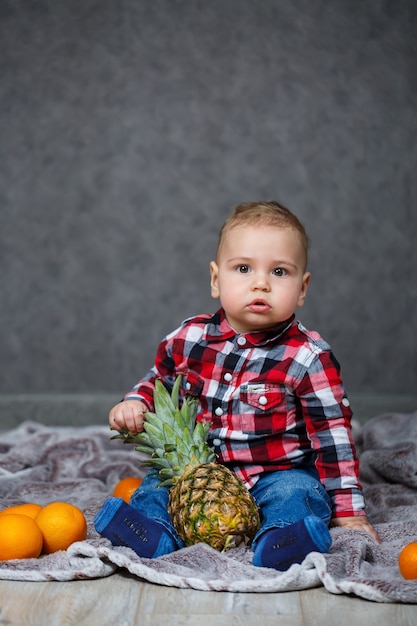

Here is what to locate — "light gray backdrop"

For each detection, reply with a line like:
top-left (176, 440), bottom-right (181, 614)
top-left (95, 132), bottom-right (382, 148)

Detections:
top-left (1, 0), bottom-right (416, 397)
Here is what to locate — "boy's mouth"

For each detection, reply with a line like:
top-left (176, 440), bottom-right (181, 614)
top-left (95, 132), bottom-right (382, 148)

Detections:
top-left (248, 299), bottom-right (271, 313)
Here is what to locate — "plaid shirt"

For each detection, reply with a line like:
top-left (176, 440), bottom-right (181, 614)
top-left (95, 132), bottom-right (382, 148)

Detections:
top-left (125, 308), bottom-right (365, 518)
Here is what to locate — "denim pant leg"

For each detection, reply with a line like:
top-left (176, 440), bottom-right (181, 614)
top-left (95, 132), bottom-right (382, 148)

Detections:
top-left (250, 468), bottom-right (332, 552)
top-left (129, 470), bottom-right (185, 549)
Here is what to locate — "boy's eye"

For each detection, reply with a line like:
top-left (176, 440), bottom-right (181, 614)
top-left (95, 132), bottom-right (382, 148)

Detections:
top-left (273, 267), bottom-right (287, 276)
top-left (237, 264), bottom-right (250, 273)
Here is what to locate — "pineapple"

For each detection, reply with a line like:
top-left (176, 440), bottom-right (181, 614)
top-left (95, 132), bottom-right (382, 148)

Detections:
top-left (115, 376), bottom-right (260, 552)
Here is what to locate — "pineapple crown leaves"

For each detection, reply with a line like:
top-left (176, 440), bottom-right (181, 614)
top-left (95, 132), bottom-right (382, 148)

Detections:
top-left (113, 376), bottom-right (216, 487)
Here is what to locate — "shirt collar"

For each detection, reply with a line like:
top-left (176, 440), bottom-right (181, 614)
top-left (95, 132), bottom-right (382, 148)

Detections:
top-left (203, 308), bottom-right (295, 346)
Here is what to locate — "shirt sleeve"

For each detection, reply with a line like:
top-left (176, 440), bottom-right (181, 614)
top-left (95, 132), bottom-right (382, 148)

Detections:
top-left (295, 349), bottom-right (366, 518)
top-left (122, 330), bottom-right (178, 410)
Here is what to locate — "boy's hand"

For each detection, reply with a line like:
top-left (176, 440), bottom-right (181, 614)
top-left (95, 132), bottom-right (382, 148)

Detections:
top-left (109, 400), bottom-right (147, 434)
top-left (331, 516), bottom-right (381, 543)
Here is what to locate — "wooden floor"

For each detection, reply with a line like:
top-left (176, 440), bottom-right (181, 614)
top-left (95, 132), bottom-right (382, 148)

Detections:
top-left (0, 571), bottom-right (416, 626)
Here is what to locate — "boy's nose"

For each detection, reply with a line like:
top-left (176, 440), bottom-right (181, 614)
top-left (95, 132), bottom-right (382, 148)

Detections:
top-left (252, 274), bottom-right (271, 291)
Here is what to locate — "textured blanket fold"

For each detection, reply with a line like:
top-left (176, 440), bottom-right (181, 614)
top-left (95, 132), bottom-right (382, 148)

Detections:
top-left (1, 414), bottom-right (417, 602)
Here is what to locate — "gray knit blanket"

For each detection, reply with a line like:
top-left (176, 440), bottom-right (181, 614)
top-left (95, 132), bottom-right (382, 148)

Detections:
top-left (1, 414), bottom-right (417, 603)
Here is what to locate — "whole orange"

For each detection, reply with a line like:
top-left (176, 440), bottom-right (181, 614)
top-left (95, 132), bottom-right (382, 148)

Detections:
top-left (35, 502), bottom-right (87, 554)
top-left (0, 514), bottom-right (43, 560)
top-left (0, 503), bottom-right (43, 519)
top-left (113, 476), bottom-right (143, 502)
top-left (399, 542), bottom-right (417, 580)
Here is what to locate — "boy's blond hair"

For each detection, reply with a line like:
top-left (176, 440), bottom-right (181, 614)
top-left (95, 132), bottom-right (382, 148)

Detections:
top-left (216, 201), bottom-right (310, 268)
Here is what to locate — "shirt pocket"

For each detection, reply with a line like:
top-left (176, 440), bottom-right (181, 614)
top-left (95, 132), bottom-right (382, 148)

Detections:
top-left (180, 370), bottom-right (204, 398)
top-left (239, 382), bottom-right (288, 434)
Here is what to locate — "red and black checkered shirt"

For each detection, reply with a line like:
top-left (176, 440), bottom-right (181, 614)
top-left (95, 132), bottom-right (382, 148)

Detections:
top-left (125, 308), bottom-right (365, 518)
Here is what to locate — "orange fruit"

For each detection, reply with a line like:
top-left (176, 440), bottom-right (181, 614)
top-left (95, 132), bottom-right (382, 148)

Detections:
top-left (399, 542), bottom-right (417, 579)
top-left (35, 502), bottom-right (87, 554)
top-left (0, 503), bottom-right (43, 519)
top-left (0, 514), bottom-right (43, 560)
top-left (113, 476), bottom-right (143, 502)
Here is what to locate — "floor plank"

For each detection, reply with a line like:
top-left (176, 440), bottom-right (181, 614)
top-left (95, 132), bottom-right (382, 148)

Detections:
top-left (0, 573), bottom-right (417, 626)
top-left (137, 582), bottom-right (303, 616)
top-left (300, 587), bottom-right (417, 626)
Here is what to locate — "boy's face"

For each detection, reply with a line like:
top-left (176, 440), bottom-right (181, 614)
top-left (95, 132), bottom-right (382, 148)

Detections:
top-left (210, 225), bottom-right (310, 334)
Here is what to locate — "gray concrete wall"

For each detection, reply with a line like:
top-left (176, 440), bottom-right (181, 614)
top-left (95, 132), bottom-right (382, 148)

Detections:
top-left (1, 0), bottom-right (416, 397)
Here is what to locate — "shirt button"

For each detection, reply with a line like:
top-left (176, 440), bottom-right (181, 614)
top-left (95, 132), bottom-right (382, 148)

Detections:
top-left (224, 372), bottom-right (233, 382)
top-left (215, 407), bottom-right (224, 416)
top-left (342, 398), bottom-right (350, 407)
top-left (212, 438), bottom-right (222, 447)
top-left (237, 336), bottom-right (246, 346)
top-left (259, 395), bottom-right (268, 406)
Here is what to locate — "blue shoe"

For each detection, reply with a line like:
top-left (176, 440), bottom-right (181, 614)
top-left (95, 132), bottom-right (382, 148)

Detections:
top-left (253, 516), bottom-right (331, 571)
top-left (94, 497), bottom-right (176, 558)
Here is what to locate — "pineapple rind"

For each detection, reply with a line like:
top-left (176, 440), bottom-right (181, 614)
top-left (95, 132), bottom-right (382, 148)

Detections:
top-left (168, 462), bottom-right (260, 551)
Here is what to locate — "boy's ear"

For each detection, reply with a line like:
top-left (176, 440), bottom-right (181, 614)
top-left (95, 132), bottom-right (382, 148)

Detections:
top-left (297, 272), bottom-right (311, 307)
top-left (210, 261), bottom-right (220, 298)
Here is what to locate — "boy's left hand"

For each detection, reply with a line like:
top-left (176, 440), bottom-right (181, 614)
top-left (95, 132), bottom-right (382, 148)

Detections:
top-left (330, 516), bottom-right (381, 543)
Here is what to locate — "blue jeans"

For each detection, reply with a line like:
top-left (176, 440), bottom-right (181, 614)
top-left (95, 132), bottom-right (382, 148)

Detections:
top-left (130, 466), bottom-right (332, 551)
top-left (130, 470), bottom-right (185, 548)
